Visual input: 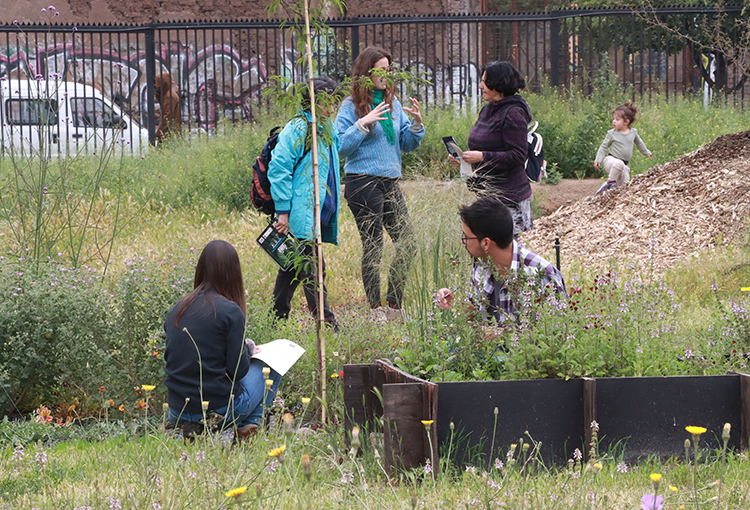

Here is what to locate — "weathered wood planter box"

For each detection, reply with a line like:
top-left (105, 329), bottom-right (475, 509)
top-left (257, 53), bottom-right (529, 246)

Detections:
top-left (344, 362), bottom-right (750, 472)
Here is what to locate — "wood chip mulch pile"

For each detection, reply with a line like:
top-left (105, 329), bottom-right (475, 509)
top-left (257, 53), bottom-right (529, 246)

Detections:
top-left (521, 130), bottom-right (750, 274)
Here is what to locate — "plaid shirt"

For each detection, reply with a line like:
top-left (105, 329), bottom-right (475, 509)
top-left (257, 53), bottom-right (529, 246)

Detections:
top-left (472, 240), bottom-right (567, 323)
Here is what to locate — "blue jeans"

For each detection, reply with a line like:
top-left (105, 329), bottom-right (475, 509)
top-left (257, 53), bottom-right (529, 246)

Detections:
top-left (169, 359), bottom-right (281, 428)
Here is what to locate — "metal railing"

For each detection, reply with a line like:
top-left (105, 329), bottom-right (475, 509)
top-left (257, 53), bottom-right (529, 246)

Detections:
top-left (1, 7), bottom-right (746, 154)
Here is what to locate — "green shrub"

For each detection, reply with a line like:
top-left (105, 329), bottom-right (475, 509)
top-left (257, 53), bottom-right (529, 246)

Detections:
top-left (0, 259), bottom-right (110, 415)
top-left (0, 252), bottom-right (195, 416)
top-left (395, 263), bottom-right (750, 382)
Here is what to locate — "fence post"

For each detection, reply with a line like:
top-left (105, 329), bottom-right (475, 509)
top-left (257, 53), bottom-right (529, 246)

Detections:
top-left (351, 20), bottom-right (360, 63)
top-left (550, 12), bottom-right (560, 87)
top-left (740, 372), bottom-right (750, 451)
top-left (582, 377), bottom-right (597, 461)
top-left (145, 24), bottom-right (157, 146)
top-left (383, 383), bottom-right (426, 475)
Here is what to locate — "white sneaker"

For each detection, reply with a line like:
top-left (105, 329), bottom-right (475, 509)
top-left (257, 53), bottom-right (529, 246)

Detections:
top-left (371, 307), bottom-right (388, 322)
top-left (371, 306), bottom-right (406, 322)
top-left (383, 306), bottom-right (405, 321)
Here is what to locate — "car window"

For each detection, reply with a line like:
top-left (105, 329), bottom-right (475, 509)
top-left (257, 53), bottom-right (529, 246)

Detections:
top-left (5, 99), bottom-right (58, 125)
top-left (70, 97), bottom-right (116, 128)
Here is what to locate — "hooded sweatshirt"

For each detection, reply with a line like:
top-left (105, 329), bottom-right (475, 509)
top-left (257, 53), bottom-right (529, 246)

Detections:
top-left (467, 95), bottom-right (532, 205)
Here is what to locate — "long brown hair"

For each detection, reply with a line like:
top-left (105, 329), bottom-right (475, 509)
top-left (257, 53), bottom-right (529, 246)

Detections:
top-left (173, 240), bottom-right (246, 327)
top-left (350, 46), bottom-right (395, 119)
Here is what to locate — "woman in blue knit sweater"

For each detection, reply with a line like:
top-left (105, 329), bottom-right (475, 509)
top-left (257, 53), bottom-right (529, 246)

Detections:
top-left (335, 46), bottom-right (425, 319)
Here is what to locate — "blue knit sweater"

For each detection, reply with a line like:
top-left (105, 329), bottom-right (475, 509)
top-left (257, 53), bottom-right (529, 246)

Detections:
top-left (334, 96), bottom-right (425, 179)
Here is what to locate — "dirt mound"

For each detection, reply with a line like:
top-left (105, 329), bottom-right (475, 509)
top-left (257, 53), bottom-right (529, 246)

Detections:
top-left (521, 130), bottom-right (750, 273)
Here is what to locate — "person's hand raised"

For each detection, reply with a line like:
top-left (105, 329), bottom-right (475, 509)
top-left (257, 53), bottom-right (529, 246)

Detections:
top-left (360, 101), bottom-right (390, 128)
top-left (402, 97), bottom-right (422, 124)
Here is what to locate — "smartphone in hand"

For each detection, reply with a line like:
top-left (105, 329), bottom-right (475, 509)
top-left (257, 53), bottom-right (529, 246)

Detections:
top-left (442, 136), bottom-right (462, 158)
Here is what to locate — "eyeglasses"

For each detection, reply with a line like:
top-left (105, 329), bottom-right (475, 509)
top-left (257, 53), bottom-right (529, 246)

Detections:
top-left (461, 233), bottom-right (479, 244)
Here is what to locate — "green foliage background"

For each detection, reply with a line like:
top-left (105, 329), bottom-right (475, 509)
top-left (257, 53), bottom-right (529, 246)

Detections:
top-left (118, 87), bottom-right (749, 208)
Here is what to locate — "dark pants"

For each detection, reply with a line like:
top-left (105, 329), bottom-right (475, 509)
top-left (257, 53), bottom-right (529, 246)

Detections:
top-left (344, 173), bottom-right (417, 308)
top-left (272, 243), bottom-right (336, 324)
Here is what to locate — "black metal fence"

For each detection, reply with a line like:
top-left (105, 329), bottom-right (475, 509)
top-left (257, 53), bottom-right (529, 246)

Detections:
top-left (0, 7), bottom-right (746, 154)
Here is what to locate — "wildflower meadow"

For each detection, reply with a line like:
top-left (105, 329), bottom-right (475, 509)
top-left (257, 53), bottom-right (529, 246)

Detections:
top-left (1, 87), bottom-right (749, 508)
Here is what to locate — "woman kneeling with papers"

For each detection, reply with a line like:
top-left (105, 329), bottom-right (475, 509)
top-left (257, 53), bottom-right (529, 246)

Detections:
top-left (163, 240), bottom-right (281, 441)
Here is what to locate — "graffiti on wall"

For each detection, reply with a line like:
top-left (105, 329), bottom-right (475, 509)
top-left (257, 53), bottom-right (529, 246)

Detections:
top-left (393, 59), bottom-right (481, 109)
top-left (0, 42), bottom-right (267, 130)
top-left (0, 36), bottom-right (480, 133)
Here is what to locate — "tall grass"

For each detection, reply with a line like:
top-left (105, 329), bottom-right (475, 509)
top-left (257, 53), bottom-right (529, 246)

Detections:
top-left (2, 411), bottom-right (749, 509)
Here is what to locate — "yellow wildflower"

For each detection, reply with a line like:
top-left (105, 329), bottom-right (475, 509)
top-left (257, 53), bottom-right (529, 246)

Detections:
top-left (650, 473), bottom-right (662, 482)
top-left (225, 486), bottom-right (247, 498)
top-left (669, 485), bottom-right (678, 492)
top-left (301, 454), bottom-right (312, 481)
top-left (265, 379), bottom-right (273, 387)
top-left (685, 426), bottom-right (707, 435)
top-left (268, 445), bottom-right (287, 457)
top-left (142, 384), bottom-right (156, 392)
top-left (301, 397), bottom-right (311, 405)
top-left (421, 420), bottom-right (434, 426)
top-left (202, 401), bottom-right (209, 411)
top-left (118, 404), bottom-right (125, 412)
top-left (593, 463), bottom-right (602, 470)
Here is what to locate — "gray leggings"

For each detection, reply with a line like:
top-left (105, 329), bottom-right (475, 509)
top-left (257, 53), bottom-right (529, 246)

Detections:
top-left (344, 174), bottom-right (417, 308)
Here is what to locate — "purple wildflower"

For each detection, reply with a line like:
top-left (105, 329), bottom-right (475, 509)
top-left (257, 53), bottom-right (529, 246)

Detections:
top-left (640, 495), bottom-right (664, 510)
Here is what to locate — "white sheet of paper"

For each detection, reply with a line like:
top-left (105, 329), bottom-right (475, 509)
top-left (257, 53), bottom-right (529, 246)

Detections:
top-left (447, 141), bottom-right (476, 178)
top-left (459, 159), bottom-right (475, 178)
top-left (251, 339), bottom-right (306, 376)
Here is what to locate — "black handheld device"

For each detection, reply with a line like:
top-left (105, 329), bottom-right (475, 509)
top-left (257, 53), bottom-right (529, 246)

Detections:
top-left (442, 136), bottom-right (461, 158)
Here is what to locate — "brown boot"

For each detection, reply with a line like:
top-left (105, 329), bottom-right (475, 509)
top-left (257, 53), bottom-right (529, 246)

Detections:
top-left (236, 423), bottom-right (259, 443)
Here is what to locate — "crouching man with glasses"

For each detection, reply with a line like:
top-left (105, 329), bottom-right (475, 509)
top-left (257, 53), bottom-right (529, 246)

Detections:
top-left (436, 197), bottom-right (567, 330)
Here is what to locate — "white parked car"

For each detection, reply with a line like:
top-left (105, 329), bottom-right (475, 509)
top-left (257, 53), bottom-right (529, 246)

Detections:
top-left (0, 78), bottom-right (150, 158)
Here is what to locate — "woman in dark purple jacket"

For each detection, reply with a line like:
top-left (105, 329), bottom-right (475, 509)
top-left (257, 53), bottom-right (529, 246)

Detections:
top-left (451, 61), bottom-right (533, 234)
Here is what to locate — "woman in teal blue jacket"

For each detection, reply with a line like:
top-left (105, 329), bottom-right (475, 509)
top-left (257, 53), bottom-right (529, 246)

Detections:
top-left (268, 77), bottom-right (341, 329)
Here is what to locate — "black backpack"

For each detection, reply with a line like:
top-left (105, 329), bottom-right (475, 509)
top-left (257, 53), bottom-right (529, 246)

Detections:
top-left (498, 105), bottom-right (547, 183)
top-left (251, 124), bottom-right (311, 215)
top-left (525, 120), bottom-right (546, 183)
